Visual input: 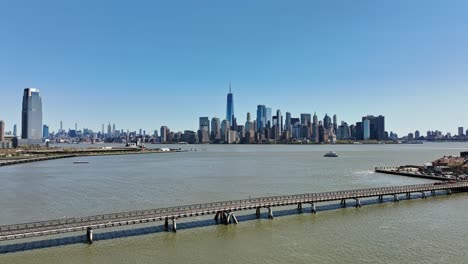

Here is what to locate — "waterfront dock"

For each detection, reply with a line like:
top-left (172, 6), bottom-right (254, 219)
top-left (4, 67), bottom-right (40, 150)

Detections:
top-left (375, 167), bottom-right (452, 181)
top-left (1, 181), bottom-right (467, 244)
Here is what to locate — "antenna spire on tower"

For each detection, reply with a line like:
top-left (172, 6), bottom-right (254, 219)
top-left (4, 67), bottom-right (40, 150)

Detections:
top-left (229, 81), bottom-right (232, 93)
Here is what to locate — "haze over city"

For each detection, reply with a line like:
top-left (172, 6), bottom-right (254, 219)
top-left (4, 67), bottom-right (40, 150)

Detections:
top-left (2, 0), bottom-right (468, 134)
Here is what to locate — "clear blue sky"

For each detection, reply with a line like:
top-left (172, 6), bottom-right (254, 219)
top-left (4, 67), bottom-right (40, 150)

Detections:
top-left (1, 0), bottom-right (468, 135)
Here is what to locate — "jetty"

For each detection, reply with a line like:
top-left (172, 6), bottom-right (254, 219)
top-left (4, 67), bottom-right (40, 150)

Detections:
top-left (1, 181), bottom-right (467, 244)
top-left (375, 167), bottom-right (452, 181)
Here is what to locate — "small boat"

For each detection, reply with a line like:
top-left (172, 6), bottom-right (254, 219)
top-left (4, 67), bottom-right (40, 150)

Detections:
top-left (324, 151), bottom-right (338, 157)
top-left (73, 161), bottom-right (89, 164)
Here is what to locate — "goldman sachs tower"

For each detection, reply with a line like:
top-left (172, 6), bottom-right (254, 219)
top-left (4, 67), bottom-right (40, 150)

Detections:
top-left (21, 88), bottom-right (43, 140)
top-left (226, 82), bottom-right (234, 125)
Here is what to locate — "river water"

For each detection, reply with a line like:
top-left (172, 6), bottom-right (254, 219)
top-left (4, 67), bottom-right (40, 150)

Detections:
top-left (1, 143), bottom-right (467, 263)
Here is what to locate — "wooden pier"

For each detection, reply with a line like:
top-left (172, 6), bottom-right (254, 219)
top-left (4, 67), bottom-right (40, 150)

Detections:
top-left (1, 182), bottom-right (467, 244)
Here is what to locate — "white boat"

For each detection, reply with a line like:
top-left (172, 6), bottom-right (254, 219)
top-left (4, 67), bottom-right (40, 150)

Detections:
top-left (324, 151), bottom-right (338, 157)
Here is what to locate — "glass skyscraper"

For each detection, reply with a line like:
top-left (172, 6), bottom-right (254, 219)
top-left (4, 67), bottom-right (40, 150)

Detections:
top-left (21, 88), bottom-right (42, 140)
top-left (226, 83), bottom-right (234, 125)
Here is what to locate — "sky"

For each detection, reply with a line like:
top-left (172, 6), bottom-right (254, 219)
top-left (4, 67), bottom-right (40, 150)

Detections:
top-left (1, 0), bottom-right (468, 135)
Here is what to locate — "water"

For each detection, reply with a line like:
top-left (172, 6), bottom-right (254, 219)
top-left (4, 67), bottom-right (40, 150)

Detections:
top-left (1, 143), bottom-right (468, 263)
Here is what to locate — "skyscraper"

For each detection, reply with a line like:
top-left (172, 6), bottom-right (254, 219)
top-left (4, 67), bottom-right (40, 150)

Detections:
top-left (107, 122), bottom-right (112, 137)
top-left (43, 124), bottom-right (49, 138)
top-left (333, 114), bottom-right (338, 132)
top-left (21, 88), bottom-right (43, 139)
top-left (285, 112), bottom-right (292, 132)
top-left (226, 82), bottom-right (234, 125)
top-left (256, 105), bottom-right (266, 131)
top-left (60, 120), bottom-right (63, 132)
top-left (323, 114), bottom-right (331, 130)
top-left (458, 127), bottom-right (464, 137)
top-left (199, 117), bottom-right (210, 133)
top-left (300, 114), bottom-right (311, 125)
top-left (276, 109), bottom-right (282, 135)
top-left (211, 117), bottom-right (221, 140)
top-left (363, 119), bottom-right (370, 140)
top-left (0, 120), bottom-right (5, 142)
top-left (13, 124), bottom-right (17, 137)
top-left (362, 115), bottom-right (385, 140)
top-left (265, 108), bottom-right (272, 128)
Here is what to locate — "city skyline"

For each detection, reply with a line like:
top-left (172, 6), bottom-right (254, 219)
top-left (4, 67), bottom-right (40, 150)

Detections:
top-left (2, 1), bottom-right (468, 135)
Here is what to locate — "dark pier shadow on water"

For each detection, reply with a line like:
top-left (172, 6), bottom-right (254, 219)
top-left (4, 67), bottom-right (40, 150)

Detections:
top-left (0, 191), bottom-right (450, 254)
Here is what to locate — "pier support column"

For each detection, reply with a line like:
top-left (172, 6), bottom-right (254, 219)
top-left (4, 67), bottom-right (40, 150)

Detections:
top-left (172, 218), bottom-right (177, 232)
top-left (268, 207), bottom-right (274, 220)
top-left (297, 203), bottom-right (303, 213)
top-left (164, 217), bottom-right (169, 230)
top-left (421, 192), bottom-right (427, 199)
top-left (341, 199), bottom-right (346, 207)
top-left (311, 203), bottom-right (317, 214)
top-left (378, 195), bottom-right (384, 202)
top-left (86, 227), bottom-right (93, 244)
top-left (447, 189), bottom-right (452, 195)
top-left (214, 212), bottom-right (220, 222)
top-left (231, 213), bottom-right (239, 224)
top-left (406, 192), bottom-right (411, 198)
top-left (255, 207), bottom-right (261, 219)
top-left (355, 198), bottom-right (361, 208)
top-left (393, 195), bottom-right (399, 202)
top-left (431, 190), bottom-right (436, 196)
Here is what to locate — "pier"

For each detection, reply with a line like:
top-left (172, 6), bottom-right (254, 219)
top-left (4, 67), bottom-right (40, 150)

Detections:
top-left (1, 182), bottom-right (467, 244)
top-left (375, 167), bottom-right (452, 181)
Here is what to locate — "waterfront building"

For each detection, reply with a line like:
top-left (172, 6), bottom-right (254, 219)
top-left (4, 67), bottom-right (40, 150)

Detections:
top-left (43, 124), bottom-right (49, 138)
top-left (300, 113), bottom-right (311, 126)
top-left (363, 119), bottom-right (370, 140)
top-left (333, 114), bottom-right (337, 133)
top-left (182, 130), bottom-right (198, 144)
top-left (221, 119), bottom-right (230, 142)
top-left (0, 120), bottom-right (4, 142)
top-left (226, 82), bottom-right (234, 125)
top-left (199, 117), bottom-right (210, 134)
top-left (337, 121), bottom-right (350, 140)
top-left (256, 105), bottom-right (266, 131)
top-left (323, 114), bottom-right (331, 130)
top-left (285, 112), bottom-right (292, 133)
top-left (211, 117), bottom-right (221, 141)
top-left (21, 88), bottom-right (43, 140)
top-left (362, 115), bottom-right (385, 141)
top-left (458, 127), bottom-right (464, 137)
top-left (276, 109), bottom-right (282, 135)
top-left (160, 126), bottom-right (170, 143)
top-left (265, 108), bottom-right (272, 128)
top-left (197, 129), bottom-right (210, 143)
top-left (415, 130), bottom-right (420, 139)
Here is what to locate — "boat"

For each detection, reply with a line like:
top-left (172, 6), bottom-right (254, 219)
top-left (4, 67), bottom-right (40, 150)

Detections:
top-left (73, 161), bottom-right (89, 164)
top-left (324, 151), bottom-right (338, 157)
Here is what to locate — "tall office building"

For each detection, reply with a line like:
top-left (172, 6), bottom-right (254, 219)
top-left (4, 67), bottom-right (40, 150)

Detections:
top-left (160, 126), bottom-right (170, 143)
top-left (333, 114), bottom-right (338, 132)
top-left (13, 124), bottom-right (17, 137)
top-left (21, 88), bottom-right (43, 140)
top-left (199, 117), bottom-right (210, 133)
top-left (102, 123), bottom-right (105, 135)
top-left (415, 130), bottom-right (420, 139)
top-left (43, 124), bottom-right (49, 138)
top-left (60, 120), bottom-right (63, 132)
top-left (211, 117), bottom-right (221, 140)
top-left (300, 113), bottom-right (311, 126)
top-left (458, 127), bottom-right (464, 137)
top-left (265, 108), bottom-right (272, 128)
top-left (107, 123), bottom-right (112, 137)
top-left (363, 119), bottom-right (370, 140)
top-left (0, 120), bottom-right (5, 142)
top-left (276, 109), bottom-right (282, 135)
top-left (312, 112), bottom-right (319, 143)
top-left (245, 112), bottom-right (253, 131)
top-left (285, 112), bottom-right (292, 132)
top-left (256, 105), bottom-right (266, 131)
top-left (362, 115), bottom-right (385, 140)
top-left (323, 114), bottom-right (332, 130)
top-left (226, 82), bottom-right (234, 125)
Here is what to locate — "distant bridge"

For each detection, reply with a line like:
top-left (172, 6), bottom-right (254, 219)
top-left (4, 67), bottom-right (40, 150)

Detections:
top-left (1, 182), bottom-right (467, 244)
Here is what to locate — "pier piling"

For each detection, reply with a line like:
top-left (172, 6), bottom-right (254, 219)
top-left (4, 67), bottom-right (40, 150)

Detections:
top-left (268, 207), bottom-right (274, 220)
top-left (255, 207), bottom-right (261, 219)
top-left (172, 218), bottom-right (177, 232)
top-left (297, 203), bottom-right (303, 213)
top-left (311, 203), bottom-right (317, 214)
top-left (86, 227), bottom-right (93, 244)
